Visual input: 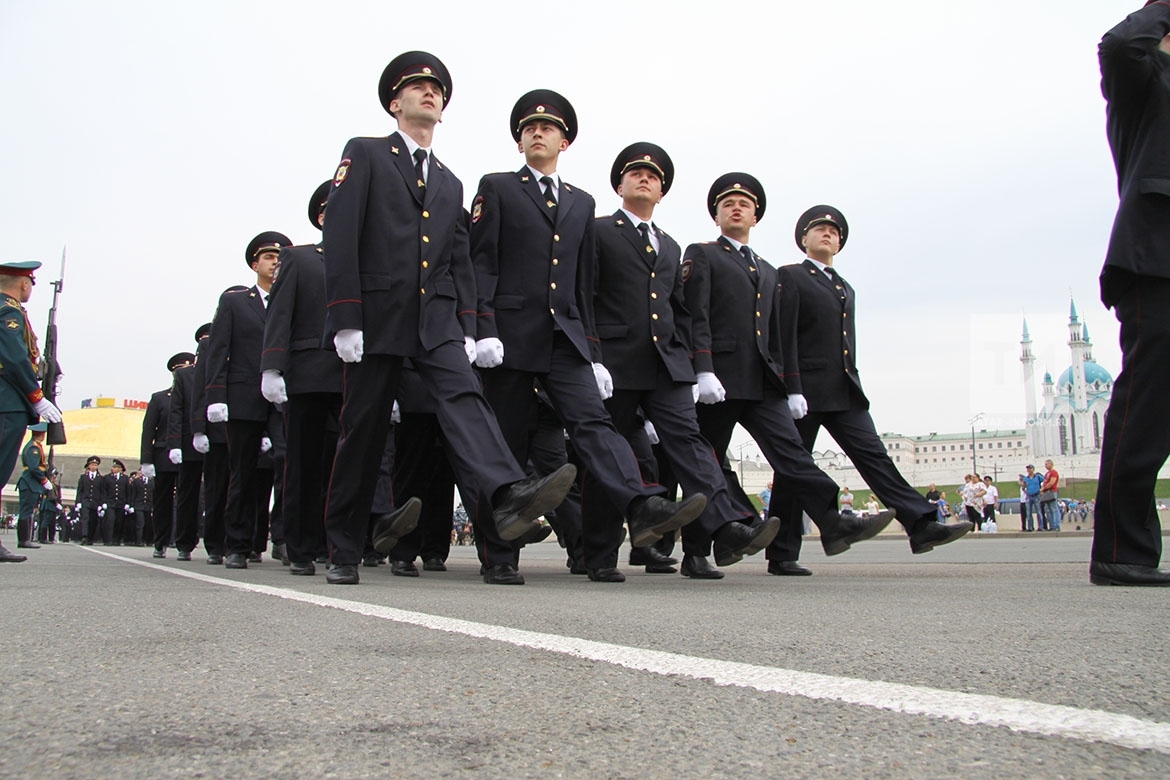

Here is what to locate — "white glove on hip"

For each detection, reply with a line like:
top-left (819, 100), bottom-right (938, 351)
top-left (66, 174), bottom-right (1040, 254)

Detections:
top-left (261, 370), bottom-right (288, 404)
top-left (141, 464), bottom-right (156, 478)
top-left (207, 403), bottom-right (229, 423)
top-left (592, 363), bottom-right (614, 400)
top-left (643, 419), bottom-right (659, 446)
top-left (334, 329), bottom-right (364, 363)
top-left (34, 398), bottom-right (62, 423)
top-left (787, 393), bottom-right (809, 420)
top-left (464, 336), bottom-right (477, 364)
top-left (475, 337), bottom-right (504, 368)
top-left (259, 437), bottom-right (273, 453)
top-left (695, 372), bottom-right (726, 404)
top-left (168, 449), bottom-right (183, 465)
top-left (391, 400), bottom-right (401, 425)
top-left (192, 433), bottom-right (210, 454)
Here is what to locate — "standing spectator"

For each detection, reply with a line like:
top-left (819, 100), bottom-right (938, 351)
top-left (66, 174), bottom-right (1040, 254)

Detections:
top-left (1041, 458), bottom-right (1061, 531)
top-left (1019, 465), bottom-right (1043, 532)
top-left (865, 496), bottom-right (880, 515)
top-left (758, 481), bottom-right (773, 510)
top-left (936, 492), bottom-right (951, 522)
top-left (983, 476), bottom-right (999, 531)
top-left (925, 483), bottom-right (940, 503)
top-left (962, 473), bottom-right (986, 531)
top-left (839, 487), bottom-right (855, 513)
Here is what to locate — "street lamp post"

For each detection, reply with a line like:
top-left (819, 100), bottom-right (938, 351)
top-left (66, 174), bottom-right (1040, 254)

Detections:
top-left (968, 412), bottom-right (984, 475)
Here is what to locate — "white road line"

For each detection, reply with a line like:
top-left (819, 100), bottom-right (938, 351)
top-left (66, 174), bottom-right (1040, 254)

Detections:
top-left (84, 546), bottom-right (1170, 755)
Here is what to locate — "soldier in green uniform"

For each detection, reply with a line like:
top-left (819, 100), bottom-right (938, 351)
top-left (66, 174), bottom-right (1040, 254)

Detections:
top-left (16, 421), bottom-right (51, 549)
top-left (0, 260), bottom-right (62, 562)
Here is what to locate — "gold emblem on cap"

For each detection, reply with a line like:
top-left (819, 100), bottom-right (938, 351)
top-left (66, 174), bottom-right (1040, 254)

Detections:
top-left (643, 155), bottom-right (651, 161)
top-left (734, 183), bottom-right (742, 189)
top-left (536, 105), bottom-right (546, 113)
top-left (423, 67), bottom-right (432, 74)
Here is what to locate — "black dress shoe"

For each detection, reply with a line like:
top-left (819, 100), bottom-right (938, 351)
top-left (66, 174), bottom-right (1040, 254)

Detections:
top-left (713, 516), bottom-right (781, 567)
top-left (422, 558), bottom-right (447, 572)
top-left (247, 552), bottom-right (262, 563)
top-left (516, 522), bottom-right (553, 547)
top-left (492, 464), bottom-right (577, 541)
top-left (567, 555), bottom-right (588, 575)
top-left (0, 544), bottom-right (27, 563)
top-left (909, 520), bottom-right (974, 554)
top-left (1089, 561), bottom-right (1170, 586)
top-left (362, 555), bottom-right (382, 567)
top-left (627, 494), bottom-right (707, 547)
top-left (224, 553), bottom-right (248, 569)
top-left (587, 567), bottom-right (626, 582)
top-left (152, 547), bottom-right (166, 559)
top-left (326, 564), bottom-right (359, 584)
top-left (820, 509), bottom-right (895, 556)
top-left (680, 554), bottom-right (723, 579)
top-left (207, 554), bottom-right (224, 565)
top-left (314, 555), bottom-right (328, 564)
top-left (391, 560), bottom-right (420, 577)
top-left (272, 542), bottom-right (289, 565)
top-left (289, 561), bottom-right (317, 576)
top-left (768, 560), bottom-right (813, 576)
top-left (483, 563), bottom-right (525, 585)
top-left (177, 550), bottom-right (192, 561)
top-left (17, 541), bottom-right (41, 549)
top-left (371, 497), bottom-right (423, 554)
top-left (628, 546), bottom-right (679, 567)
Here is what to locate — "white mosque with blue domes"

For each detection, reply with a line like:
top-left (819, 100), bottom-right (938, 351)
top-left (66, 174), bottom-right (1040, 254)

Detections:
top-left (1020, 300), bottom-right (1114, 458)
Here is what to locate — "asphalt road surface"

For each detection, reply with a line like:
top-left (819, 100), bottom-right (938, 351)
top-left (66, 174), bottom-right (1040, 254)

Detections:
top-left (2, 533), bottom-right (1167, 779)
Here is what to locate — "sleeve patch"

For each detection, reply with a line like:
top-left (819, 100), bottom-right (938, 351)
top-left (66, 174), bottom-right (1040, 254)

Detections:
top-left (333, 158), bottom-right (351, 188)
top-left (5, 318), bottom-right (19, 329)
top-left (680, 258), bottom-right (693, 282)
top-left (471, 196), bottom-right (484, 224)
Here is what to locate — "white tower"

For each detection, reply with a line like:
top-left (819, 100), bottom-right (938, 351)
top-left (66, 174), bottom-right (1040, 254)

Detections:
top-left (1041, 368), bottom-right (1056, 456)
top-left (1020, 319), bottom-right (1040, 454)
top-left (1068, 300), bottom-right (1089, 417)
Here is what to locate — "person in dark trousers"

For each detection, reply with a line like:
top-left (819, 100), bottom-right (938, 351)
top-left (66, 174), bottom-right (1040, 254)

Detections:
top-left (142, 351), bottom-right (193, 557)
top-left (1091, 1), bottom-right (1170, 586)
top-left (167, 325), bottom-right (213, 561)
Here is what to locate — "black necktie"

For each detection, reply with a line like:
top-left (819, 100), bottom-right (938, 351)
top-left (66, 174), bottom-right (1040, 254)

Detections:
top-left (638, 223), bottom-right (656, 257)
top-left (541, 176), bottom-right (557, 210)
top-left (413, 148), bottom-right (427, 188)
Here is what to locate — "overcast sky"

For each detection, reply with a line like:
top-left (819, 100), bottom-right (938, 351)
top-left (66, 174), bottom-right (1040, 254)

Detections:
top-left (0, 0), bottom-right (1139, 448)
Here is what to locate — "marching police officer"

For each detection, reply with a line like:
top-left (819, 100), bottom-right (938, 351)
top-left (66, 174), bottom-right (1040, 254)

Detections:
top-left (142, 351), bottom-right (193, 557)
top-left (320, 51), bottom-right (576, 585)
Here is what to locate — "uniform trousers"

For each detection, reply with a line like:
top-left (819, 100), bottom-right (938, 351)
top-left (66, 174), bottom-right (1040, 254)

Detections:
top-left (17, 488), bottom-right (40, 544)
top-left (223, 420), bottom-right (265, 556)
top-left (281, 392), bottom-right (339, 564)
top-left (173, 461), bottom-right (203, 553)
top-left (0, 412), bottom-right (25, 485)
top-left (151, 471), bottom-right (177, 550)
top-left (581, 376), bottom-right (750, 567)
top-left (390, 412), bottom-right (457, 564)
top-left (479, 332), bottom-right (664, 565)
top-left (696, 394), bottom-right (839, 556)
top-left (323, 342), bottom-right (526, 567)
top-left (202, 442), bottom-right (229, 557)
top-left (1093, 274), bottom-right (1170, 568)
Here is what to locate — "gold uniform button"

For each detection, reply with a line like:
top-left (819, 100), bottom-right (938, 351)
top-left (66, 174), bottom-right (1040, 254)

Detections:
top-left (652, 335), bottom-right (658, 342)
top-left (844, 350), bottom-right (849, 355)
top-left (756, 311), bottom-right (761, 318)
top-left (651, 292), bottom-right (658, 299)
top-left (550, 307), bottom-right (555, 315)
top-left (422, 210), bottom-right (430, 218)
top-left (843, 312), bottom-right (847, 318)
top-left (422, 261), bottom-right (429, 268)
top-left (756, 330), bottom-right (762, 336)
top-left (843, 330), bottom-right (847, 336)
top-left (650, 272), bottom-right (656, 278)
top-left (554, 235), bottom-right (560, 242)
top-left (756, 293), bottom-right (761, 299)
top-left (552, 258), bottom-right (559, 265)
top-left (550, 283), bottom-right (557, 290)
top-left (422, 236), bottom-right (430, 243)
top-left (420, 288), bottom-right (426, 295)
top-left (652, 313), bottom-right (659, 320)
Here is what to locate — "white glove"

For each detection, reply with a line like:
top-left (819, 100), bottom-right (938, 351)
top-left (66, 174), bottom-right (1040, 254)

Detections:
top-left (475, 337), bottom-right (504, 368)
top-left (207, 403), bottom-right (229, 423)
top-left (464, 336), bottom-right (477, 363)
top-left (391, 400), bottom-right (401, 424)
top-left (56, 504), bottom-right (63, 512)
top-left (40, 478), bottom-right (51, 490)
top-left (97, 504), bottom-right (106, 517)
top-left (695, 372), bottom-right (726, 404)
top-left (259, 436), bottom-right (272, 453)
top-left (261, 370), bottom-right (288, 404)
top-left (34, 398), bottom-right (62, 423)
top-left (644, 419), bottom-right (659, 445)
top-left (334, 329), bottom-right (364, 363)
top-left (787, 393), bottom-right (809, 420)
top-left (169, 449), bottom-right (182, 465)
top-left (141, 464), bottom-right (156, 478)
top-left (592, 363), bottom-right (614, 400)
top-left (193, 434), bottom-right (210, 454)
top-left (124, 504), bottom-right (132, 514)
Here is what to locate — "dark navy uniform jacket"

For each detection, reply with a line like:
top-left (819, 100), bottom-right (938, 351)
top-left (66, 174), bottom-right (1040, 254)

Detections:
top-left (203, 286), bottom-right (272, 423)
top-left (141, 388), bottom-right (178, 473)
top-left (681, 237), bottom-right (785, 401)
top-left (323, 131), bottom-right (475, 355)
top-left (592, 211), bottom-right (694, 390)
top-left (776, 259), bottom-right (868, 412)
top-left (261, 244), bottom-right (343, 395)
top-left (470, 167), bottom-right (601, 372)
